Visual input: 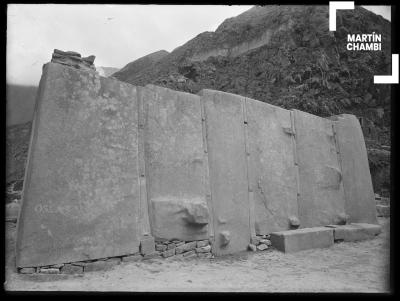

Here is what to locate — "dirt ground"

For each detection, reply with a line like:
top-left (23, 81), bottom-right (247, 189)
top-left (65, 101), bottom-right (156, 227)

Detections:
top-left (4, 217), bottom-right (390, 293)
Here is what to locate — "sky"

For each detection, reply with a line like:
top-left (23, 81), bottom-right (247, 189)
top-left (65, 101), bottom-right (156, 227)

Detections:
top-left (7, 4), bottom-right (391, 86)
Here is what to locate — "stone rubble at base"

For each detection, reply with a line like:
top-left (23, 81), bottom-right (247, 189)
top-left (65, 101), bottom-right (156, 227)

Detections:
top-left (18, 237), bottom-right (215, 275)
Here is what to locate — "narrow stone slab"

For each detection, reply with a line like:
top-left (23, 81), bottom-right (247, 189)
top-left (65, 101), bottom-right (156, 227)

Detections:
top-left (19, 267), bottom-right (36, 274)
top-left (328, 223), bottom-right (381, 242)
top-left (140, 236), bottom-right (155, 255)
top-left (270, 227), bottom-right (334, 253)
top-left (38, 267), bottom-right (60, 274)
top-left (84, 260), bottom-right (116, 272)
top-left (199, 89), bottom-right (251, 256)
top-left (246, 98), bottom-right (298, 234)
top-left (143, 85), bottom-right (210, 241)
top-left (294, 110), bottom-right (346, 228)
top-left (332, 114), bottom-right (377, 224)
top-left (121, 254), bottom-right (143, 263)
top-left (60, 264), bottom-right (83, 274)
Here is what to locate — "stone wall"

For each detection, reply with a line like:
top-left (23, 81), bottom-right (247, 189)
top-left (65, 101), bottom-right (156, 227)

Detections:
top-left (16, 56), bottom-right (378, 269)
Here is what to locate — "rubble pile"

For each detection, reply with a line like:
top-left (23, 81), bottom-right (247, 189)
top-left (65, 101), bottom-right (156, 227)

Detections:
top-left (51, 49), bottom-right (96, 71)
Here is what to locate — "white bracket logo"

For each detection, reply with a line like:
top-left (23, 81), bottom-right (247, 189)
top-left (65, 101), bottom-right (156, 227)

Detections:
top-left (329, 1), bottom-right (398, 84)
top-left (329, 1), bottom-right (354, 31)
top-left (374, 54), bottom-right (399, 84)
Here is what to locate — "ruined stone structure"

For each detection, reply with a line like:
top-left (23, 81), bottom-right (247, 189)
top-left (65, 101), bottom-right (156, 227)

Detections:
top-left (16, 54), bottom-right (378, 269)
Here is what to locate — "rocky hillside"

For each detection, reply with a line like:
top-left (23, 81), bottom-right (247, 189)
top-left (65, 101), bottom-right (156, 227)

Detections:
top-left (113, 5), bottom-right (391, 195)
top-left (112, 50), bottom-right (169, 82)
top-left (6, 122), bottom-right (32, 186)
top-left (6, 84), bottom-right (38, 127)
top-left (114, 5), bottom-right (391, 145)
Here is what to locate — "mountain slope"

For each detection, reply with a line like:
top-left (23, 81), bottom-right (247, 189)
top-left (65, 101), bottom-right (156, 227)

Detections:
top-left (112, 49), bottom-right (169, 82)
top-left (114, 5), bottom-right (391, 147)
top-left (6, 84), bottom-right (38, 127)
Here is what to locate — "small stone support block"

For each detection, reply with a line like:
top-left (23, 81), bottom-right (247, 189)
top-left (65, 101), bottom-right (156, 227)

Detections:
top-left (270, 227), bottom-right (334, 253)
top-left (140, 236), bottom-right (155, 255)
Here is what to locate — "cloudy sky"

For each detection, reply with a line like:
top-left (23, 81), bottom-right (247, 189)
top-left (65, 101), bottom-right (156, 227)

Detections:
top-left (7, 4), bottom-right (391, 86)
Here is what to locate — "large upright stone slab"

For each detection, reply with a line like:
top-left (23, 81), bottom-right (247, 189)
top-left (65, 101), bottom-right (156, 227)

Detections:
top-left (199, 89), bottom-right (251, 255)
top-left (16, 63), bottom-right (142, 268)
top-left (142, 85), bottom-right (210, 241)
top-left (246, 98), bottom-right (299, 234)
top-left (332, 114), bottom-right (378, 224)
top-left (293, 110), bottom-right (346, 228)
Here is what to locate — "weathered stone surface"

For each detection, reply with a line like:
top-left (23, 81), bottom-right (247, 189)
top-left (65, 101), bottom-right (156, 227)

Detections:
top-left (175, 241), bottom-right (197, 254)
top-left (61, 264), bottom-right (83, 274)
top-left (176, 241), bottom-right (185, 247)
top-left (167, 243), bottom-right (176, 250)
top-left (182, 250), bottom-right (196, 258)
top-left (336, 213), bottom-right (349, 225)
top-left (82, 55), bottom-right (96, 64)
top-left (270, 227), bottom-right (334, 253)
top-left (333, 114), bottom-right (378, 224)
top-left (256, 244), bottom-right (268, 251)
top-left (196, 240), bottom-right (209, 248)
top-left (219, 231), bottom-right (231, 246)
top-left (182, 202), bottom-right (210, 225)
top-left (248, 244), bottom-right (257, 252)
top-left (54, 49), bottom-right (81, 57)
top-left (51, 49), bottom-right (96, 72)
top-left (150, 198), bottom-right (210, 241)
top-left (199, 90), bottom-right (251, 255)
top-left (39, 267), bottom-right (60, 274)
top-left (197, 252), bottom-right (213, 259)
top-left (106, 257), bottom-right (121, 265)
top-left (121, 254), bottom-right (143, 262)
top-left (196, 245), bottom-right (211, 253)
top-left (143, 85), bottom-right (210, 241)
top-left (142, 252), bottom-right (162, 260)
top-left (84, 260), bottom-right (116, 272)
top-left (246, 98), bottom-right (299, 234)
top-left (162, 248), bottom-right (176, 258)
top-left (289, 216), bottom-right (300, 228)
top-left (351, 223), bottom-right (382, 236)
top-left (48, 263), bottom-right (64, 269)
top-left (140, 236), bottom-right (155, 255)
top-left (259, 239), bottom-right (271, 246)
top-left (19, 267), bottom-right (36, 274)
top-left (71, 261), bottom-right (90, 267)
top-left (250, 237), bottom-right (261, 246)
top-left (16, 62), bottom-right (142, 268)
top-left (376, 205), bottom-right (390, 217)
top-left (329, 223), bottom-right (381, 242)
top-left (294, 110), bottom-right (346, 228)
top-left (155, 244), bottom-right (167, 252)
